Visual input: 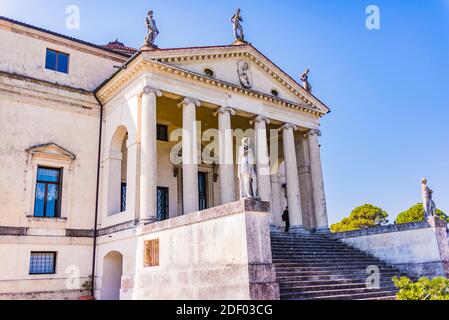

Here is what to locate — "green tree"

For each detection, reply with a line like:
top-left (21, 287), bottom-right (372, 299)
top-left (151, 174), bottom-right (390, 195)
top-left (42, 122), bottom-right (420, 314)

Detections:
top-left (393, 276), bottom-right (449, 300)
top-left (330, 204), bottom-right (389, 233)
top-left (395, 203), bottom-right (448, 225)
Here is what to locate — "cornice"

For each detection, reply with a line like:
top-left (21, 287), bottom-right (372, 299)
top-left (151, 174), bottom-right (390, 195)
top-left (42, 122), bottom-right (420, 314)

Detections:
top-left (97, 58), bottom-right (325, 118)
top-left (148, 46), bottom-right (329, 114)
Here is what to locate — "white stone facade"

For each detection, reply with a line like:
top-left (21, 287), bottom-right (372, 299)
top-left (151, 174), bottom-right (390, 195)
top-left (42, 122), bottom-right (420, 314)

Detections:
top-left (0, 16), bottom-right (330, 300)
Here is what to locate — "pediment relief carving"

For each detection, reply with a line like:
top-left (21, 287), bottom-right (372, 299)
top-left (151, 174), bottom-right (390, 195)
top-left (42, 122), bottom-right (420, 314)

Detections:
top-left (26, 143), bottom-right (76, 161)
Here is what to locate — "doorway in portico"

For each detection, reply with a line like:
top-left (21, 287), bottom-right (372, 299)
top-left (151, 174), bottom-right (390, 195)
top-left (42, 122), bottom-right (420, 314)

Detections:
top-left (198, 171), bottom-right (208, 211)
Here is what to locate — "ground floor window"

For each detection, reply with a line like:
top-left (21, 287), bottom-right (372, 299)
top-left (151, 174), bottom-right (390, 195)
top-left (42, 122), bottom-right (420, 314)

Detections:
top-left (29, 252), bottom-right (56, 275)
top-left (157, 187), bottom-right (169, 221)
top-left (34, 167), bottom-right (62, 218)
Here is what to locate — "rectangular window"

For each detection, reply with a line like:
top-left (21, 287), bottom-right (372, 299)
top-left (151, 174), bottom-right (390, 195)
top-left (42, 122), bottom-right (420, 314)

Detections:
top-left (157, 124), bottom-right (169, 142)
top-left (157, 187), bottom-right (169, 221)
top-left (45, 49), bottom-right (69, 74)
top-left (34, 167), bottom-right (62, 218)
top-left (29, 252), bottom-right (56, 275)
top-left (121, 182), bottom-right (127, 212)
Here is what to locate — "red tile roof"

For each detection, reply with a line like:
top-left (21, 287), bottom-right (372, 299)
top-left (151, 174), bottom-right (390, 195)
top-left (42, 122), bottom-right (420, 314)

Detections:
top-left (102, 39), bottom-right (138, 56)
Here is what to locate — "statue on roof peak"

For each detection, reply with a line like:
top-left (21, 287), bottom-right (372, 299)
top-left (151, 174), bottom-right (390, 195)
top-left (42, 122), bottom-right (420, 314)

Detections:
top-left (144, 10), bottom-right (159, 47)
top-left (231, 8), bottom-right (245, 42)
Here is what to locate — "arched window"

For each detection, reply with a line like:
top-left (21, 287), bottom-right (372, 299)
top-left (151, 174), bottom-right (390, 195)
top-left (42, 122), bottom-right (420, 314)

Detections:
top-left (107, 126), bottom-right (128, 216)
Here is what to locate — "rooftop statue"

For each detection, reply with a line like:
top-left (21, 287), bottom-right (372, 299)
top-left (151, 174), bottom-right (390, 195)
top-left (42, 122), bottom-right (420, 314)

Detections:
top-left (301, 68), bottom-right (312, 93)
top-left (144, 10), bottom-right (159, 47)
top-left (238, 137), bottom-right (259, 199)
top-left (231, 8), bottom-right (245, 42)
top-left (422, 178), bottom-right (437, 219)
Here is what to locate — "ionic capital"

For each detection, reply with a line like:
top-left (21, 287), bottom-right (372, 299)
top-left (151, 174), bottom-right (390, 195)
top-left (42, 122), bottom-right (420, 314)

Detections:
top-left (250, 115), bottom-right (271, 126)
top-left (279, 123), bottom-right (298, 132)
top-left (141, 86), bottom-right (162, 97)
top-left (304, 129), bottom-right (322, 138)
top-left (214, 106), bottom-right (236, 117)
top-left (177, 97), bottom-right (201, 108)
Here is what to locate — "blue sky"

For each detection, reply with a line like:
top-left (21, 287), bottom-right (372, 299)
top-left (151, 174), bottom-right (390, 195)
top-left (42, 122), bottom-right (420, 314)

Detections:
top-left (1, 0), bottom-right (448, 224)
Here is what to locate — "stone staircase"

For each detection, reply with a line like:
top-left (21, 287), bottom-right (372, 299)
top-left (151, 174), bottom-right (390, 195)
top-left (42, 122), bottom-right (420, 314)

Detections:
top-left (270, 231), bottom-right (409, 300)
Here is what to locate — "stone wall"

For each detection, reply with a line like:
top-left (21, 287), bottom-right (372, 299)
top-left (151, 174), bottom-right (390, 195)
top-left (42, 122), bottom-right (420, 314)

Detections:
top-left (331, 218), bottom-right (449, 278)
top-left (117, 199), bottom-right (279, 300)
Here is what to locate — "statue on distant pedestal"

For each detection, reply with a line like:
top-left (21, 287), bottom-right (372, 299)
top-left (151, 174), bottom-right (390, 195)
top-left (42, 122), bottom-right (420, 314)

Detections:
top-left (238, 137), bottom-right (259, 198)
top-left (301, 68), bottom-right (312, 93)
top-left (422, 178), bottom-right (437, 219)
top-left (144, 10), bottom-right (159, 47)
top-left (231, 8), bottom-right (245, 42)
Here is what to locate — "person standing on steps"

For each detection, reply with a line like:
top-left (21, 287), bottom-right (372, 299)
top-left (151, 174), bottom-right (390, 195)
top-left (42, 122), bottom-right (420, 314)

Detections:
top-left (282, 207), bottom-right (290, 233)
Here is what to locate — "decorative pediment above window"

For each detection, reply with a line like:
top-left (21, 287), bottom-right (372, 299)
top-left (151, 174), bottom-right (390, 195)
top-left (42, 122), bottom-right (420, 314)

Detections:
top-left (26, 143), bottom-right (76, 162)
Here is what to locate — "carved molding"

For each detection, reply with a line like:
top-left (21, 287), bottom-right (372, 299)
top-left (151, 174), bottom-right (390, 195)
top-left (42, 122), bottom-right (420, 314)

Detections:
top-left (96, 58), bottom-right (326, 117)
top-left (250, 115), bottom-right (271, 125)
top-left (214, 106), bottom-right (236, 117)
top-left (304, 129), bottom-right (322, 138)
top-left (26, 143), bottom-right (76, 161)
top-left (142, 86), bottom-right (162, 97)
top-left (279, 123), bottom-right (298, 132)
top-left (177, 97), bottom-right (201, 108)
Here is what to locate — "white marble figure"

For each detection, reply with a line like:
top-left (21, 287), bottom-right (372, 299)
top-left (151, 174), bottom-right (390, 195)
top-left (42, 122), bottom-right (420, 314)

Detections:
top-left (237, 61), bottom-right (252, 89)
top-left (301, 68), bottom-right (312, 93)
top-left (230, 8), bottom-right (244, 41)
top-left (238, 137), bottom-right (259, 198)
top-left (144, 10), bottom-right (159, 47)
top-left (422, 178), bottom-right (437, 219)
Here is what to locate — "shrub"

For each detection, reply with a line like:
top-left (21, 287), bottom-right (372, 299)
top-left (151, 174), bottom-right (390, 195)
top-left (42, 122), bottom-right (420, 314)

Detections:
top-left (330, 204), bottom-right (388, 233)
top-left (395, 203), bottom-right (447, 225)
top-left (393, 276), bottom-right (449, 300)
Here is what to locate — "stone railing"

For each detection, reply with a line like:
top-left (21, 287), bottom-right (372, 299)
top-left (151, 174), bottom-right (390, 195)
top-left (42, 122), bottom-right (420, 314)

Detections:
top-left (330, 217), bottom-right (449, 278)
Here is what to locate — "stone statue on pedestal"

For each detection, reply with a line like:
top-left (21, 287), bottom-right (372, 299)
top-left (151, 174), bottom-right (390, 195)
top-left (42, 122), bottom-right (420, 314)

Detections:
top-left (238, 137), bottom-right (259, 199)
top-left (422, 178), bottom-right (437, 219)
top-left (301, 68), bottom-right (312, 93)
top-left (231, 8), bottom-right (245, 42)
top-left (144, 10), bottom-right (159, 47)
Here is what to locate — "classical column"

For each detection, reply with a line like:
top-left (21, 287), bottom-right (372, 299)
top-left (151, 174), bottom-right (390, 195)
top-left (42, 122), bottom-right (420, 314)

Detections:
top-left (140, 86), bottom-right (162, 224)
top-left (306, 129), bottom-right (329, 232)
top-left (216, 106), bottom-right (236, 204)
top-left (251, 116), bottom-right (273, 220)
top-left (178, 97), bottom-right (201, 214)
top-left (281, 123), bottom-right (305, 232)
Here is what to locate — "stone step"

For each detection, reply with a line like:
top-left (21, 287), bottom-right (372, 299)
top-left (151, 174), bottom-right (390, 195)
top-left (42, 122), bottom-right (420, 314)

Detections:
top-left (270, 232), bottom-right (406, 300)
top-left (272, 258), bottom-right (383, 264)
top-left (291, 290), bottom-right (398, 301)
top-left (271, 245), bottom-right (364, 251)
top-left (280, 287), bottom-right (398, 300)
top-left (277, 278), bottom-right (363, 287)
top-left (273, 262), bottom-right (396, 270)
top-left (280, 282), bottom-right (397, 293)
top-left (275, 269), bottom-right (403, 280)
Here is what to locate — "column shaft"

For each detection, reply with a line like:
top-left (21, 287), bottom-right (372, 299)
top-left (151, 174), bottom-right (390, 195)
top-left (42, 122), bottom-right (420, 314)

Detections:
top-left (282, 124), bottom-right (304, 231)
top-left (217, 107), bottom-right (236, 204)
top-left (179, 98), bottom-right (201, 214)
top-left (307, 130), bottom-right (329, 231)
top-left (253, 116), bottom-right (273, 222)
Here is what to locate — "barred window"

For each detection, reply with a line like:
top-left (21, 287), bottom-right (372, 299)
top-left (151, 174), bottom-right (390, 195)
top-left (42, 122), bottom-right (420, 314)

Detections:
top-left (29, 252), bottom-right (56, 275)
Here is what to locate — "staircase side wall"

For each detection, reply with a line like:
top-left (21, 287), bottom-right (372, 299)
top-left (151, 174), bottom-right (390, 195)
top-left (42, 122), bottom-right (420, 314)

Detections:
top-left (331, 219), bottom-right (449, 278)
top-left (126, 199), bottom-right (279, 300)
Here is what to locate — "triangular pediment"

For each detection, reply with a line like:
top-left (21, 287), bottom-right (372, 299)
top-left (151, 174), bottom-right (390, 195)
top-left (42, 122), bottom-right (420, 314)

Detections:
top-left (142, 44), bottom-right (330, 114)
top-left (26, 143), bottom-right (76, 161)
